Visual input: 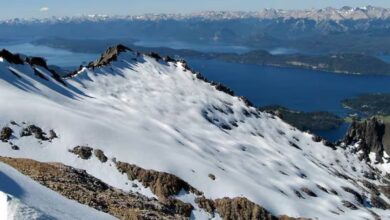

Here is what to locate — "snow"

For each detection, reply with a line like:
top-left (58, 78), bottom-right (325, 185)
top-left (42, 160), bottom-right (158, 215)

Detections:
top-left (0, 51), bottom-right (389, 219)
top-left (176, 190), bottom-right (221, 220)
top-left (2, 6), bottom-right (390, 24)
top-left (0, 162), bottom-right (115, 220)
top-left (369, 151), bottom-right (390, 173)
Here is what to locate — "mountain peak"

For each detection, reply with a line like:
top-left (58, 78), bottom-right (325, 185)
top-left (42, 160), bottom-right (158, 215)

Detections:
top-left (1, 43), bottom-right (390, 219)
top-left (87, 44), bottom-right (132, 68)
top-left (0, 49), bottom-right (24, 65)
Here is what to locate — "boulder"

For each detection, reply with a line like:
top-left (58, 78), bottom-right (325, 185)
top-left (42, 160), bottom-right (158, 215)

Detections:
top-left (94, 149), bottom-right (108, 163)
top-left (0, 127), bottom-right (13, 142)
top-left (69, 146), bottom-right (93, 160)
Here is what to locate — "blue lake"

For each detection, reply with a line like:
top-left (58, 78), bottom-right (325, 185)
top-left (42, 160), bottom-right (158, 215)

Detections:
top-left (188, 59), bottom-right (390, 114)
top-left (134, 40), bottom-right (252, 54)
top-left (0, 43), bottom-right (97, 68)
top-left (2, 43), bottom-right (390, 141)
top-left (188, 59), bottom-right (390, 141)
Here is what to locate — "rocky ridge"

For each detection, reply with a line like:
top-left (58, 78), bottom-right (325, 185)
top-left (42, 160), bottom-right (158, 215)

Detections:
top-left (344, 118), bottom-right (390, 163)
top-left (1, 45), bottom-right (390, 219)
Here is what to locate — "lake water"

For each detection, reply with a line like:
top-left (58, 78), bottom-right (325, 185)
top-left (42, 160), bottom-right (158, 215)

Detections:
top-left (2, 43), bottom-right (390, 141)
top-left (188, 59), bottom-right (390, 114)
top-left (188, 59), bottom-right (390, 141)
top-left (134, 40), bottom-right (252, 54)
top-left (0, 43), bottom-right (98, 69)
top-left (377, 54), bottom-right (390, 63)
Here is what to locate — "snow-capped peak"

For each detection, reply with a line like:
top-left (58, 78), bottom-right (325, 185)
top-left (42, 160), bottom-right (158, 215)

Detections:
top-left (2, 6), bottom-right (390, 24)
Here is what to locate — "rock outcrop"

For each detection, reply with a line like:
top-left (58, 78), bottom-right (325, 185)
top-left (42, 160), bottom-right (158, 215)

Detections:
top-left (343, 118), bottom-right (390, 163)
top-left (0, 126), bottom-right (13, 142)
top-left (69, 146), bottom-right (93, 160)
top-left (0, 157), bottom-right (192, 220)
top-left (0, 49), bottom-right (24, 64)
top-left (115, 161), bottom-right (202, 200)
top-left (87, 44), bottom-right (131, 68)
top-left (195, 196), bottom-right (306, 220)
top-left (94, 149), bottom-right (108, 163)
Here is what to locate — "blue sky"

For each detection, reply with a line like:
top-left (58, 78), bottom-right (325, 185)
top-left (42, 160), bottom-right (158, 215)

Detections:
top-left (1, 0), bottom-right (390, 19)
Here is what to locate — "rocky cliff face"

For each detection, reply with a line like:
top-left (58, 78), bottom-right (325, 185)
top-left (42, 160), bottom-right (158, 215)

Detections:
top-left (344, 118), bottom-right (390, 163)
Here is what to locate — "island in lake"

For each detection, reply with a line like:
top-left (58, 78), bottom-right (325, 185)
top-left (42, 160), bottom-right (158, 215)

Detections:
top-left (259, 105), bottom-right (344, 131)
top-left (33, 38), bottom-right (390, 76)
top-left (342, 93), bottom-right (390, 122)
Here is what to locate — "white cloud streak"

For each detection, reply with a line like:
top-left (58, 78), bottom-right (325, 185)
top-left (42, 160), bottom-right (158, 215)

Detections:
top-left (40, 7), bottom-right (49, 12)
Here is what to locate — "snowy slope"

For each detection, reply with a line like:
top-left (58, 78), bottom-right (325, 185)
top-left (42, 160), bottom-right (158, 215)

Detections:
top-left (0, 48), bottom-right (389, 219)
top-left (0, 162), bottom-right (115, 220)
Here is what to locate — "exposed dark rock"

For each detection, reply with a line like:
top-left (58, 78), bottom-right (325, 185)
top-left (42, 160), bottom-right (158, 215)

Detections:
top-left (211, 82), bottom-right (235, 96)
top-left (163, 56), bottom-right (175, 63)
top-left (69, 146), bottom-right (93, 160)
top-left (363, 171), bottom-right (377, 180)
top-left (10, 121), bottom-right (18, 126)
top-left (163, 198), bottom-right (194, 217)
top-left (343, 118), bottom-right (389, 163)
top-left (289, 141), bottom-right (302, 150)
top-left (11, 145), bottom-right (19, 150)
top-left (208, 173), bottom-right (216, 180)
top-left (0, 49), bottom-right (24, 64)
top-left (195, 196), bottom-right (216, 214)
top-left (48, 129), bottom-right (58, 140)
top-left (27, 57), bottom-right (49, 69)
top-left (195, 196), bottom-right (306, 220)
top-left (239, 96), bottom-right (254, 107)
top-left (94, 149), bottom-right (108, 163)
top-left (294, 190), bottom-right (304, 199)
top-left (342, 187), bottom-right (364, 205)
top-left (0, 155), bottom-right (307, 220)
top-left (316, 184), bottom-right (329, 194)
top-left (115, 161), bottom-right (202, 200)
top-left (88, 44), bottom-right (131, 68)
top-left (330, 189), bottom-right (339, 195)
top-left (362, 180), bottom-right (380, 196)
top-left (213, 197), bottom-right (277, 220)
top-left (149, 52), bottom-right (162, 61)
top-left (0, 157), bottom-right (190, 220)
top-left (379, 185), bottom-right (390, 200)
top-left (300, 187), bottom-right (317, 197)
top-left (0, 127), bottom-right (13, 142)
top-left (342, 200), bottom-right (358, 210)
top-left (322, 140), bottom-right (337, 150)
top-left (312, 135), bottom-right (322, 143)
top-left (20, 125), bottom-right (48, 140)
top-left (370, 195), bottom-right (390, 209)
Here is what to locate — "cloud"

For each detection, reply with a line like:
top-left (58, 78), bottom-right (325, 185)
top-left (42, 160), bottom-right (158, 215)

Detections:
top-left (40, 7), bottom-right (49, 12)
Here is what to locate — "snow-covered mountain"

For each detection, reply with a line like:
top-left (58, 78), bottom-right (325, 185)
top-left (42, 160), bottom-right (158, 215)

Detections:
top-left (3, 6), bottom-right (390, 24)
top-left (0, 45), bottom-right (389, 219)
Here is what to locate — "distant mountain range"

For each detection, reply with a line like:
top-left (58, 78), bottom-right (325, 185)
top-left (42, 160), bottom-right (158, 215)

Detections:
top-left (3, 6), bottom-right (390, 23)
top-left (3, 6), bottom-right (390, 55)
